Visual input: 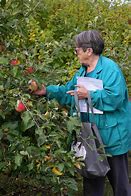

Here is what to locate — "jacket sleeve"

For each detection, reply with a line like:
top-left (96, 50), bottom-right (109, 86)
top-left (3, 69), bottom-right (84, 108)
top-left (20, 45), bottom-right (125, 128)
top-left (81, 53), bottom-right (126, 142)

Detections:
top-left (90, 69), bottom-right (128, 112)
top-left (46, 73), bottom-right (77, 106)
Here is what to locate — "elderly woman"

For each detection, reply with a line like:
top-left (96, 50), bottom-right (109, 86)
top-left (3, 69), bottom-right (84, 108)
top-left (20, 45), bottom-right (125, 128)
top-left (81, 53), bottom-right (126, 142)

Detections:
top-left (33, 30), bottom-right (131, 196)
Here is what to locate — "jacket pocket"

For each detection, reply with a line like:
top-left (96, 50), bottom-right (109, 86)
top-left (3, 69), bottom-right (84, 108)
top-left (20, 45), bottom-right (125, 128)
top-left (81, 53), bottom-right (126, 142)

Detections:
top-left (99, 116), bottom-right (121, 148)
top-left (93, 112), bottom-right (121, 148)
top-left (105, 113), bottom-right (117, 127)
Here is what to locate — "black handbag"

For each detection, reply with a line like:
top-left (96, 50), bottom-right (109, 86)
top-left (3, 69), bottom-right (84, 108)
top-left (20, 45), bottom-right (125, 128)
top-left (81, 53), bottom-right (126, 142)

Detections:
top-left (71, 91), bottom-right (110, 178)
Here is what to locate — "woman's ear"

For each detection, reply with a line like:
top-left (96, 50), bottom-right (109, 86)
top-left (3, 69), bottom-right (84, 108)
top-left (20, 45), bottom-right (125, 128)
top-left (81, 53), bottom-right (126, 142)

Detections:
top-left (86, 48), bottom-right (93, 56)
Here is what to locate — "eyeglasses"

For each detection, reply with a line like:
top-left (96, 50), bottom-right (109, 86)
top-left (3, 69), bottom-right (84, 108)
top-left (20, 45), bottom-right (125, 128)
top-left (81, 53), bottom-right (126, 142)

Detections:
top-left (74, 43), bottom-right (91, 55)
top-left (74, 48), bottom-right (79, 55)
top-left (74, 47), bottom-right (88, 55)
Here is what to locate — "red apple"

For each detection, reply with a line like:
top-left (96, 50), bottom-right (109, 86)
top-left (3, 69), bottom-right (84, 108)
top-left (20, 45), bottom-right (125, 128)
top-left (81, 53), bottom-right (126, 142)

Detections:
top-left (16, 100), bottom-right (26, 112)
top-left (28, 79), bottom-right (38, 92)
top-left (10, 59), bottom-right (20, 66)
top-left (24, 66), bottom-right (35, 75)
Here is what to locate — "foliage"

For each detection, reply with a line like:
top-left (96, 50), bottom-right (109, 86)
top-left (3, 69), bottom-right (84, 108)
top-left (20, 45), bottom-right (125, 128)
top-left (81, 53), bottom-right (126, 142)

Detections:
top-left (0, 0), bottom-right (130, 195)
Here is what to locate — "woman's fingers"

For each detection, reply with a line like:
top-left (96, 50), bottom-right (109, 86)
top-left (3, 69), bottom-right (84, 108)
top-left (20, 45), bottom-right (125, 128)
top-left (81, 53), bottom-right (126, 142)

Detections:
top-left (66, 90), bottom-right (75, 96)
top-left (67, 86), bottom-right (88, 99)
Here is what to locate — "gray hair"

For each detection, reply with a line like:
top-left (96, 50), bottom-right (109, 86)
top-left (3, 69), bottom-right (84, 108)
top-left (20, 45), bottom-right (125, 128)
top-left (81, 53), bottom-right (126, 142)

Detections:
top-left (74, 30), bottom-right (104, 55)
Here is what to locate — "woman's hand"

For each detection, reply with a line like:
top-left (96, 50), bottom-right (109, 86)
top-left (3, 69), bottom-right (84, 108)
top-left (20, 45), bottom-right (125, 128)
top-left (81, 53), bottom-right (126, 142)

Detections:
top-left (67, 85), bottom-right (88, 99)
top-left (32, 85), bottom-right (47, 96)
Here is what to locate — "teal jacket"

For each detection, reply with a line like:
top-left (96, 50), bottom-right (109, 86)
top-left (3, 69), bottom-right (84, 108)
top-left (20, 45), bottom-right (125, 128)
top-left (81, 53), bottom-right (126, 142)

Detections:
top-left (46, 55), bottom-right (131, 156)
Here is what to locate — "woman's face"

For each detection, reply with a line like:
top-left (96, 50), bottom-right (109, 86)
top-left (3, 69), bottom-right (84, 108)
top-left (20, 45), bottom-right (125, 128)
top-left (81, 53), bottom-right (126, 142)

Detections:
top-left (75, 47), bottom-right (90, 65)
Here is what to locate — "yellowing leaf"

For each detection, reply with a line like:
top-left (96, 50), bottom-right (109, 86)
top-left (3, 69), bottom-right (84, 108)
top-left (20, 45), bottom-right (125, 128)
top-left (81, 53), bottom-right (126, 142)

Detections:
top-left (74, 162), bottom-right (81, 169)
top-left (44, 111), bottom-right (50, 119)
top-left (44, 155), bottom-right (52, 161)
top-left (52, 167), bottom-right (63, 176)
top-left (44, 144), bottom-right (51, 149)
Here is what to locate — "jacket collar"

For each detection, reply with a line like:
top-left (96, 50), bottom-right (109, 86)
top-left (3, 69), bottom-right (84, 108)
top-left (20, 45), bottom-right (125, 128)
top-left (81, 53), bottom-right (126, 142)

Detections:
top-left (95, 55), bottom-right (103, 74)
top-left (80, 55), bottom-right (103, 76)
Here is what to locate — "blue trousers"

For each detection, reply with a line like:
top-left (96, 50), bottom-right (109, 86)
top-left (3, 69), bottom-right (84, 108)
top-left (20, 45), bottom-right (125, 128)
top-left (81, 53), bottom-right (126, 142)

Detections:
top-left (83, 153), bottom-right (131, 196)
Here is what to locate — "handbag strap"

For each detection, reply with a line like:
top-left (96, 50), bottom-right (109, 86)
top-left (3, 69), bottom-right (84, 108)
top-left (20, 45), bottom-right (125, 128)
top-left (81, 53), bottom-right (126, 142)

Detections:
top-left (74, 92), bottom-right (105, 145)
top-left (74, 90), bottom-right (95, 122)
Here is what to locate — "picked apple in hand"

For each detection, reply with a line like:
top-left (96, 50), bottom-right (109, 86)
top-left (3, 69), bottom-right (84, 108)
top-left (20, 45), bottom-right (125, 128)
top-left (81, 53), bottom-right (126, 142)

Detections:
top-left (28, 79), bottom-right (46, 96)
top-left (28, 79), bottom-right (38, 92)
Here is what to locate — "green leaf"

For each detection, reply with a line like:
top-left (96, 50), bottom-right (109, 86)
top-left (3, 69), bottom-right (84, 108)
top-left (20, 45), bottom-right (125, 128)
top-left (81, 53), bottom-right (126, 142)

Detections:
top-left (63, 178), bottom-right (78, 191)
top-left (2, 121), bottom-right (18, 130)
top-left (0, 162), bottom-right (5, 171)
top-left (0, 57), bottom-right (8, 65)
top-left (20, 150), bottom-right (28, 156)
top-left (0, 111), bottom-right (5, 119)
top-left (57, 163), bottom-right (64, 171)
top-left (35, 127), bottom-right (44, 136)
top-left (15, 154), bottom-right (23, 167)
top-left (1, 0), bottom-right (6, 8)
top-left (21, 111), bottom-right (35, 131)
top-left (35, 128), bottom-right (46, 147)
top-left (0, 85), bottom-right (4, 91)
top-left (28, 162), bottom-right (34, 171)
top-left (0, 130), bottom-right (3, 140)
top-left (68, 167), bottom-right (75, 176)
top-left (67, 116), bottom-right (81, 132)
top-left (12, 67), bottom-right (19, 77)
top-left (37, 136), bottom-right (46, 147)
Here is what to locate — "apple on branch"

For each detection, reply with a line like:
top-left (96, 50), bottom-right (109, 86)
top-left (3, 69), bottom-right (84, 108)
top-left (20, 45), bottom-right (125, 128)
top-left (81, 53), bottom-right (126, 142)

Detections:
top-left (16, 100), bottom-right (26, 112)
top-left (9, 59), bottom-right (20, 66)
top-left (24, 66), bottom-right (35, 75)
